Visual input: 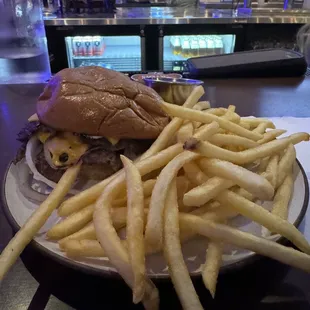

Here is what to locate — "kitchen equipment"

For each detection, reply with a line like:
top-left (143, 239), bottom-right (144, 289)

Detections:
top-left (187, 49), bottom-right (307, 78)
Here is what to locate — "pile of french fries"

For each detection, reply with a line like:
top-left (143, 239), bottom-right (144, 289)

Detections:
top-left (1, 85), bottom-right (310, 310)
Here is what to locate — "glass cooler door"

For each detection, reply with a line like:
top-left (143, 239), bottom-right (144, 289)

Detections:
top-left (163, 34), bottom-right (236, 72)
top-left (65, 36), bottom-right (142, 72)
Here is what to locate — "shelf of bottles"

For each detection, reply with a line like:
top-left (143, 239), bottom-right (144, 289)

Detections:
top-left (163, 35), bottom-right (236, 71)
top-left (65, 36), bottom-right (142, 72)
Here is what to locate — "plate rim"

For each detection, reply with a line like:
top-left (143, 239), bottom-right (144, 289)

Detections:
top-left (1, 159), bottom-right (309, 280)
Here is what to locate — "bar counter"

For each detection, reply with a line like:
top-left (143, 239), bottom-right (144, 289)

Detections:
top-left (44, 7), bottom-right (310, 25)
top-left (1, 77), bottom-right (310, 309)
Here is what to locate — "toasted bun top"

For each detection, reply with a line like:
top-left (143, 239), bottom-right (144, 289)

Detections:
top-left (37, 67), bottom-right (169, 139)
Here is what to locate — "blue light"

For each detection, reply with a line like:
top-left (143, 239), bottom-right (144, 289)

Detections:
top-left (0, 101), bottom-right (10, 121)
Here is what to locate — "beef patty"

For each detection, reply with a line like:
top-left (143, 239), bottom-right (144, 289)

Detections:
top-left (34, 139), bottom-right (152, 183)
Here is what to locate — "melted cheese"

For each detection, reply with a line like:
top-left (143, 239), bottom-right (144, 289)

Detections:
top-left (44, 132), bottom-right (88, 167)
top-left (107, 137), bottom-right (120, 145)
top-left (28, 113), bottom-right (39, 122)
top-left (38, 130), bottom-right (118, 167)
top-left (37, 131), bottom-right (51, 143)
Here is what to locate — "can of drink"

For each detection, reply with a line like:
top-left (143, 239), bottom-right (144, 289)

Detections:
top-left (72, 36), bottom-right (84, 56)
top-left (93, 36), bottom-right (104, 56)
top-left (83, 36), bottom-right (94, 56)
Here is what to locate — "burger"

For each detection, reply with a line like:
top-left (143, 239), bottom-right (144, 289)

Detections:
top-left (14, 66), bottom-right (169, 192)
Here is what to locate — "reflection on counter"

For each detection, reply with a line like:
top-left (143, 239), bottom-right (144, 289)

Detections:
top-left (44, 7), bottom-right (310, 25)
top-left (65, 36), bottom-right (142, 72)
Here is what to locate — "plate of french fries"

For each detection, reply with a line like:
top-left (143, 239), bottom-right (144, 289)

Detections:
top-left (1, 85), bottom-right (310, 310)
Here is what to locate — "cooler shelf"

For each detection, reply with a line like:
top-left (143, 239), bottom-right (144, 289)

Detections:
top-left (66, 36), bottom-right (142, 72)
top-left (72, 45), bottom-right (141, 60)
top-left (163, 34), bottom-right (236, 71)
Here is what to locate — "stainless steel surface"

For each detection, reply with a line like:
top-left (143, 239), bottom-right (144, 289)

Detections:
top-left (158, 36), bottom-right (163, 71)
top-left (143, 76), bottom-right (203, 84)
top-left (44, 7), bottom-right (310, 25)
top-left (144, 76), bottom-right (203, 104)
top-left (141, 36), bottom-right (146, 71)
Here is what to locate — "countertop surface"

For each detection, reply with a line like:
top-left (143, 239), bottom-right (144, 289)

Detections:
top-left (44, 7), bottom-right (310, 25)
top-left (1, 77), bottom-right (310, 309)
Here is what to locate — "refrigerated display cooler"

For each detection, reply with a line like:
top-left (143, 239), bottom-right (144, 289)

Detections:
top-left (65, 35), bottom-right (142, 72)
top-left (45, 22), bottom-right (243, 74)
top-left (163, 34), bottom-right (236, 71)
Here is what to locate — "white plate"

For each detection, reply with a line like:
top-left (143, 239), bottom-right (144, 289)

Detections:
top-left (2, 160), bottom-right (308, 279)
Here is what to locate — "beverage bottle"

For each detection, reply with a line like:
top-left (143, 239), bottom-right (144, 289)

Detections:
top-left (0, 0), bottom-right (51, 84)
top-left (181, 37), bottom-right (190, 58)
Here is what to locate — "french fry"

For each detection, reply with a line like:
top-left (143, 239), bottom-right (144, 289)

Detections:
top-left (141, 86), bottom-right (204, 160)
top-left (258, 129), bottom-right (287, 144)
top-left (194, 101), bottom-right (211, 111)
top-left (202, 206), bottom-right (238, 222)
top-left (272, 172), bottom-right (294, 220)
top-left (0, 162), bottom-right (81, 280)
top-left (143, 179), bottom-right (157, 197)
top-left (58, 172), bottom-right (120, 217)
top-left (185, 133), bottom-right (308, 166)
top-left (209, 134), bottom-right (258, 149)
top-left (161, 102), bottom-right (263, 141)
top-left (239, 121), bottom-right (251, 130)
top-left (204, 108), bottom-right (226, 116)
top-left (277, 144), bottom-right (296, 188)
top-left (93, 167), bottom-right (159, 309)
top-left (121, 156), bottom-right (146, 303)
top-left (163, 179), bottom-right (204, 310)
top-left (51, 207), bottom-right (131, 241)
top-left (183, 161), bottom-right (209, 186)
top-left (59, 143), bottom-right (183, 216)
top-left (181, 204), bottom-right (238, 242)
top-left (189, 101), bottom-right (211, 128)
top-left (216, 190), bottom-right (310, 254)
top-left (176, 176), bottom-right (190, 200)
top-left (145, 122), bottom-right (219, 252)
top-left (62, 206), bottom-right (236, 259)
top-left (144, 197), bottom-right (151, 208)
top-left (198, 159), bottom-right (274, 200)
top-left (193, 121), bottom-right (219, 142)
top-left (265, 154), bottom-right (279, 188)
top-left (202, 241), bottom-right (223, 298)
top-left (184, 177), bottom-right (234, 207)
top-left (59, 222), bottom-right (97, 249)
top-left (258, 157), bottom-right (270, 173)
top-left (221, 106), bottom-right (240, 123)
top-left (60, 208), bottom-right (150, 251)
top-left (112, 179), bottom-right (157, 208)
top-left (179, 214), bottom-right (310, 273)
top-left (253, 122), bottom-right (268, 134)
top-left (233, 187), bottom-right (254, 201)
top-left (145, 151), bottom-right (199, 252)
top-left (64, 239), bottom-right (107, 257)
top-left (240, 117), bottom-right (275, 129)
top-left (112, 197), bottom-right (127, 208)
top-left (47, 204), bottom-right (94, 240)
top-left (190, 201), bottom-right (220, 216)
top-left (228, 105), bottom-right (236, 112)
top-left (177, 122), bottom-right (194, 143)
